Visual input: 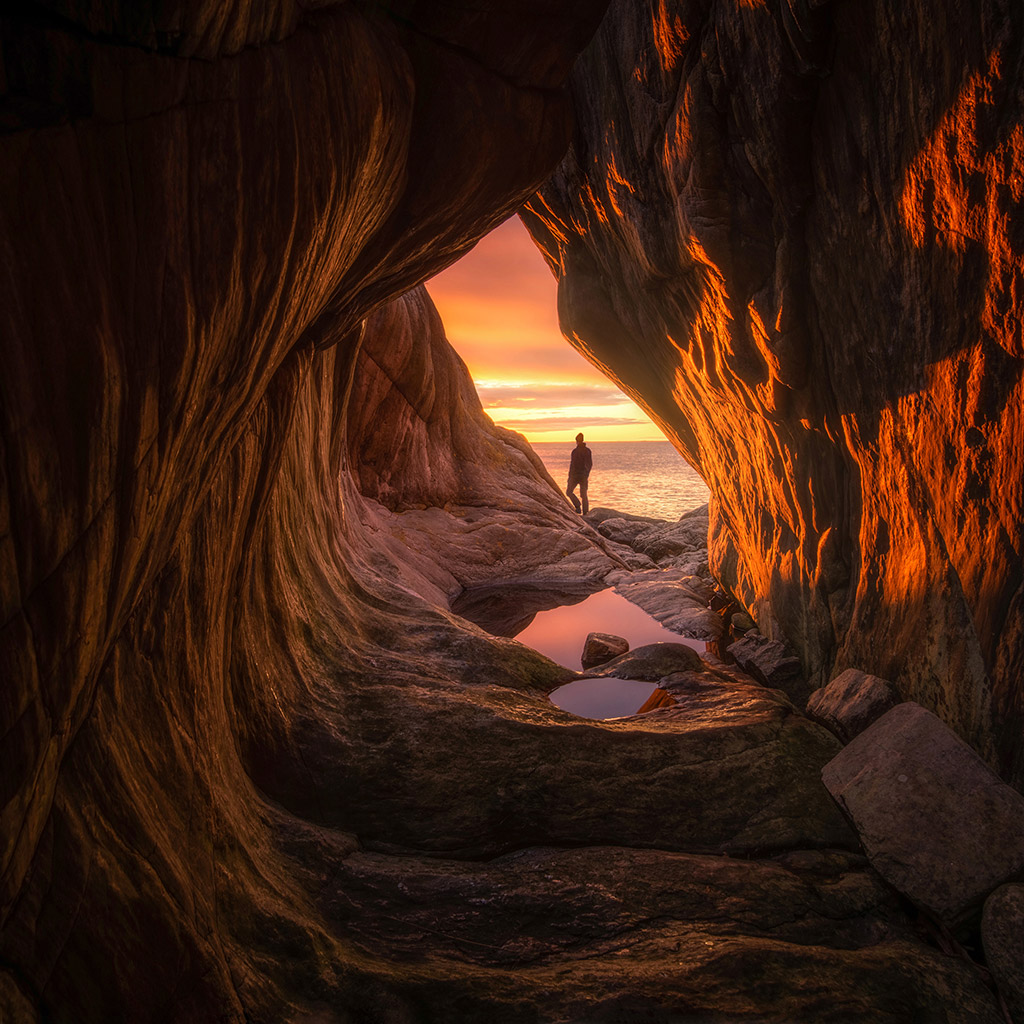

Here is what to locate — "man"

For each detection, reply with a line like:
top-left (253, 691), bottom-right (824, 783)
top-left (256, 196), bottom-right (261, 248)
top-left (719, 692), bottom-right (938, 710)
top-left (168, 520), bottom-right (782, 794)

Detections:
top-left (566, 432), bottom-right (592, 514)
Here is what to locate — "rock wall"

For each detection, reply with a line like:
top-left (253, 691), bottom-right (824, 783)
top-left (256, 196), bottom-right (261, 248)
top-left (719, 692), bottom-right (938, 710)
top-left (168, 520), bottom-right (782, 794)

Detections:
top-left (0, 1), bottom-right (610, 1017)
top-left (346, 285), bottom-right (622, 599)
top-left (522, 0), bottom-right (1024, 781)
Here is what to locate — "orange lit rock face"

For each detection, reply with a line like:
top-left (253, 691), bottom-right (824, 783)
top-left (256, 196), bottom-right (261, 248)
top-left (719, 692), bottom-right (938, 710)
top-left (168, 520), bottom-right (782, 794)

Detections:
top-left (523, 0), bottom-right (1024, 782)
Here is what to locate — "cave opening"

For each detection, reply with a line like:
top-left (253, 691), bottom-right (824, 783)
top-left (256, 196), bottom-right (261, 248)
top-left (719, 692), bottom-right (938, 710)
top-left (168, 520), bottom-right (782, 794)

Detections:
top-left (4, 0), bottom-right (1024, 1018)
top-left (426, 213), bottom-right (710, 521)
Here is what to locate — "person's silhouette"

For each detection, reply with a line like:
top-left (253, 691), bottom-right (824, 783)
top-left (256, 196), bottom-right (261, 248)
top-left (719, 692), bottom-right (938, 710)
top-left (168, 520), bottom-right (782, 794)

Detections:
top-left (566, 432), bottom-right (592, 514)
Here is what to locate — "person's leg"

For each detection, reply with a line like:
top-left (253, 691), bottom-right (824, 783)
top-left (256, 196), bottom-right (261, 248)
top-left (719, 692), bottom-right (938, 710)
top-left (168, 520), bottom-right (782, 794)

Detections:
top-left (566, 479), bottom-right (582, 512)
top-left (580, 478), bottom-right (589, 515)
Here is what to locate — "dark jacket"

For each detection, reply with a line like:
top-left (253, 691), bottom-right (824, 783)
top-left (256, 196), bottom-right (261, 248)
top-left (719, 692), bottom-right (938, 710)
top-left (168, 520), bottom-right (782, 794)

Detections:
top-left (568, 444), bottom-right (592, 480)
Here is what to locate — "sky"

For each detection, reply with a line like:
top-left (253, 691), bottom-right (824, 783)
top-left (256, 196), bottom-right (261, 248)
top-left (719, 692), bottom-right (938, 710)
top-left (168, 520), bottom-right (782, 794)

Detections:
top-left (426, 216), bottom-right (663, 442)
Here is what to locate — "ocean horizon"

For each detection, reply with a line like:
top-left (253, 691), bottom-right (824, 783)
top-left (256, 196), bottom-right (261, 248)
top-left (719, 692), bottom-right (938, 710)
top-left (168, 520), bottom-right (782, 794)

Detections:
top-left (531, 440), bottom-right (710, 521)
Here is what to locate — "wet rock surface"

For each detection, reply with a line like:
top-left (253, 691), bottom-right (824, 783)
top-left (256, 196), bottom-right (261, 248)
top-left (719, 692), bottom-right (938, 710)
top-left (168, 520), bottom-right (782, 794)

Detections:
top-left (822, 703), bottom-right (1024, 925)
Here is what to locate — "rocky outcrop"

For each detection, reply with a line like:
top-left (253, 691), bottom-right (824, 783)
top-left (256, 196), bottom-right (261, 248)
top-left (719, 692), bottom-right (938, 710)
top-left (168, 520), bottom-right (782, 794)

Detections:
top-left (345, 286), bottom-right (621, 601)
top-left (522, 0), bottom-right (1024, 783)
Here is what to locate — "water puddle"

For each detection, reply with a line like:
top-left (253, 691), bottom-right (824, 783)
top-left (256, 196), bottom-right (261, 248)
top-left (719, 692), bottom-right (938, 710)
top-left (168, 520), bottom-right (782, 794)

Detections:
top-left (450, 581), bottom-right (602, 639)
top-left (549, 677), bottom-right (672, 720)
top-left (511, 588), bottom-right (702, 670)
top-left (453, 583), bottom-right (707, 720)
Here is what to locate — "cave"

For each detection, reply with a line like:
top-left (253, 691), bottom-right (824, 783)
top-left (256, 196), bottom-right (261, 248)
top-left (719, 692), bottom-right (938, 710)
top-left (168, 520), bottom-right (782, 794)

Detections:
top-left (3, 1), bottom-right (1024, 1022)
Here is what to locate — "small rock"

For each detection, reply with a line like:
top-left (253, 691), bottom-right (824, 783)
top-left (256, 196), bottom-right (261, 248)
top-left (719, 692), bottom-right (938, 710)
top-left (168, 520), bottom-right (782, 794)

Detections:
top-left (730, 611), bottom-right (756, 633)
top-left (822, 702), bottom-right (1024, 925)
top-left (805, 668), bottom-right (901, 742)
top-left (981, 884), bottom-right (1024, 1023)
top-left (581, 632), bottom-right (630, 669)
top-left (727, 634), bottom-right (805, 699)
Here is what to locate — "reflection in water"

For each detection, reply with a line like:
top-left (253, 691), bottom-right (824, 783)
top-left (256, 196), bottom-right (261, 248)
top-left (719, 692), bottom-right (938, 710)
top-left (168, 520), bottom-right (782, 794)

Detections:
top-left (513, 588), bottom-right (701, 670)
top-left (549, 678), bottom-right (668, 719)
top-left (450, 582), bottom-right (603, 638)
top-left (452, 584), bottom-right (699, 719)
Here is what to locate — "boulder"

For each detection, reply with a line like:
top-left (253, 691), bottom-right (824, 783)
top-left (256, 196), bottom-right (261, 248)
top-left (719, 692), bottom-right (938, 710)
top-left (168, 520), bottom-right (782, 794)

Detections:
top-left (822, 703), bottom-right (1024, 925)
top-left (581, 632), bottom-right (630, 669)
top-left (805, 668), bottom-right (902, 742)
top-left (730, 611), bottom-right (756, 634)
top-left (590, 642), bottom-right (703, 681)
top-left (727, 635), bottom-right (806, 700)
top-left (981, 885), bottom-right (1024, 1023)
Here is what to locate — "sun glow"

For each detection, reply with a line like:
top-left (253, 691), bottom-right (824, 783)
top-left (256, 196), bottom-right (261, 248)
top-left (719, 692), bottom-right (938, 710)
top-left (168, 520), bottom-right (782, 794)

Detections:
top-left (427, 217), bottom-right (664, 442)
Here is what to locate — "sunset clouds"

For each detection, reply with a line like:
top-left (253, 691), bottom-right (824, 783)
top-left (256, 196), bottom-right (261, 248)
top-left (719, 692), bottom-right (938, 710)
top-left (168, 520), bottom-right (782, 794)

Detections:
top-left (427, 217), bottom-right (662, 441)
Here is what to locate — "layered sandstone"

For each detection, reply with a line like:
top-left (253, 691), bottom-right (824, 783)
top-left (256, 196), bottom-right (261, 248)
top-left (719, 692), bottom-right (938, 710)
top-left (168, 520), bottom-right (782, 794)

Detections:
top-left (523, 0), bottom-right (1024, 783)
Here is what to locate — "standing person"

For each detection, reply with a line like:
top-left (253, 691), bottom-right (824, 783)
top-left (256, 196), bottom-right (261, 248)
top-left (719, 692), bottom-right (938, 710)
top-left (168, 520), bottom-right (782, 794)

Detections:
top-left (567, 432), bottom-right (592, 514)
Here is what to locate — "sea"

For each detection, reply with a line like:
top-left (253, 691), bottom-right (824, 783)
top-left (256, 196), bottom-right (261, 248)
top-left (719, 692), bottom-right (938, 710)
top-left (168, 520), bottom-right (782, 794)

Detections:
top-left (531, 440), bottom-right (709, 521)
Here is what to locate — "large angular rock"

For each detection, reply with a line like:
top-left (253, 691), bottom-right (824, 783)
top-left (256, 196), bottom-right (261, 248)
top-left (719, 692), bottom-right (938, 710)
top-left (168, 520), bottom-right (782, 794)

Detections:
top-left (806, 668), bottom-right (902, 743)
top-left (822, 703), bottom-right (1024, 924)
top-left (982, 885), bottom-right (1024, 1023)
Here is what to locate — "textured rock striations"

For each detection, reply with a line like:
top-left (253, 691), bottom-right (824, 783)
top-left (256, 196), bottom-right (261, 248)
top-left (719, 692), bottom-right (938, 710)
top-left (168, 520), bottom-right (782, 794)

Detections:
top-left (522, 0), bottom-right (1024, 783)
top-left (0, 1), bottom-right (1016, 1021)
top-left (0, 1), bottom-right (611, 1018)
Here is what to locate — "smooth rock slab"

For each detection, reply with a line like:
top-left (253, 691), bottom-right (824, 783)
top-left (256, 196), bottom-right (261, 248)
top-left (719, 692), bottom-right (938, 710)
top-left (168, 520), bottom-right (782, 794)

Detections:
top-left (822, 702), bottom-right (1024, 924)
top-left (581, 632), bottom-right (630, 669)
top-left (311, 842), bottom-right (1003, 1023)
top-left (806, 668), bottom-right (902, 742)
top-left (981, 884), bottom-right (1024, 1023)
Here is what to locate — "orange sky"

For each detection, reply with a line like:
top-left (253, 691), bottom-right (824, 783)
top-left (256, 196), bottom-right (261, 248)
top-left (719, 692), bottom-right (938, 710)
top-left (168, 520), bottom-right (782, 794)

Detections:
top-left (426, 216), bottom-right (663, 442)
